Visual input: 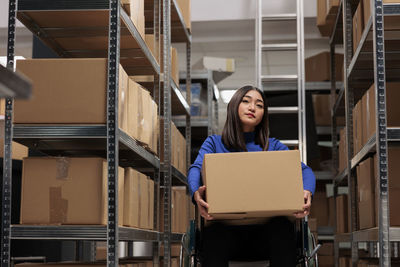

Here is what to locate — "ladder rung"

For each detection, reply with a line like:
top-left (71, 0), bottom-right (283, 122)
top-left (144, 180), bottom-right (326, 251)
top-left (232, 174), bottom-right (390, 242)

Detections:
top-left (262, 75), bottom-right (298, 82)
top-left (280, 140), bottom-right (299, 146)
top-left (262, 14), bottom-right (297, 21)
top-left (262, 43), bottom-right (297, 51)
top-left (268, 107), bottom-right (299, 114)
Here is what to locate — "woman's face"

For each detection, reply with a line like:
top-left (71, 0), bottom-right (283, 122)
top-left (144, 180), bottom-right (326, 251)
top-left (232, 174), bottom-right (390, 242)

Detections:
top-left (237, 90), bottom-right (264, 132)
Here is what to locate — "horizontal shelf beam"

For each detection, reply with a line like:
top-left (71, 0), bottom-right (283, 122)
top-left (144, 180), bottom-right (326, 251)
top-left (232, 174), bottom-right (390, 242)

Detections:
top-left (0, 65), bottom-right (32, 99)
top-left (11, 225), bottom-right (159, 241)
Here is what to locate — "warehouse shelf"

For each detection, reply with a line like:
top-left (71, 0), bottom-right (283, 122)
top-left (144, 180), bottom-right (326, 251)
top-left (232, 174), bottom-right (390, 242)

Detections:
top-left (170, 232), bottom-right (185, 243)
top-left (350, 128), bottom-right (400, 168)
top-left (334, 233), bottom-right (351, 243)
top-left (352, 227), bottom-right (400, 242)
top-left (329, 0), bottom-right (343, 45)
top-left (10, 225), bottom-right (159, 241)
top-left (144, 0), bottom-right (191, 43)
top-left (160, 164), bottom-right (187, 186)
top-left (348, 7), bottom-right (400, 84)
top-left (334, 169), bottom-right (348, 186)
top-left (0, 65), bottom-right (32, 99)
top-left (16, 1), bottom-right (160, 75)
top-left (315, 171), bottom-right (335, 180)
top-left (12, 125), bottom-right (160, 170)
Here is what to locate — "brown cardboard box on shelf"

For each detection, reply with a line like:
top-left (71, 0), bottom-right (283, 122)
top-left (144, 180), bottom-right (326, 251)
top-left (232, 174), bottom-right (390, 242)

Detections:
top-left (148, 178), bottom-right (155, 230)
top-left (319, 255), bottom-right (334, 267)
top-left (363, 0), bottom-right (371, 27)
top-left (124, 168), bottom-right (140, 228)
top-left (352, 100), bottom-right (363, 155)
top-left (171, 47), bottom-right (179, 86)
top-left (202, 150), bottom-right (303, 219)
top-left (374, 150), bottom-right (400, 226)
top-left (357, 157), bottom-right (375, 229)
top-left (339, 128), bottom-right (347, 173)
top-left (0, 99), bottom-right (4, 115)
top-left (160, 244), bottom-right (182, 257)
top-left (319, 242), bottom-right (334, 255)
top-left (127, 78), bottom-right (141, 141)
top-left (139, 172), bottom-right (149, 229)
top-left (128, 0), bottom-right (145, 39)
top-left (20, 157), bottom-right (124, 225)
top-left (312, 94), bottom-right (345, 126)
top-left (339, 257), bottom-right (350, 267)
top-left (361, 92), bottom-right (369, 147)
top-left (317, 0), bottom-right (336, 37)
top-left (305, 52), bottom-right (344, 81)
top-left (0, 120), bottom-right (29, 160)
top-left (145, 34), bottom-right (159, 63)
top-left (327, 0), bottom-right (340, 15)
top-left (336, 194), bottom-right (348, 233)
top-left (310, 188), bottom-right (329, 226)
top-left (366, 83), bottom-right (400, 142)
top-left (14, 59), bottom-right (129, 133)
top-left (353, 1), bottom-right (364, 53)
top-left (175, 0), bottom-right (191, 31)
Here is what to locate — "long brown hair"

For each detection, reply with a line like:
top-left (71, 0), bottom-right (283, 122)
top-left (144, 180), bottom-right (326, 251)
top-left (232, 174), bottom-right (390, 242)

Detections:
top-left (222, 85), bottom-right (269, 151)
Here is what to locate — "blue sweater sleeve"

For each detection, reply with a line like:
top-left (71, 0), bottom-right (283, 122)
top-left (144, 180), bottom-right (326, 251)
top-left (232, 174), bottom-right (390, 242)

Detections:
top-left (187, 136), bottom-right (216, 198)
top-left (273, 139), bottom-right (316, 195)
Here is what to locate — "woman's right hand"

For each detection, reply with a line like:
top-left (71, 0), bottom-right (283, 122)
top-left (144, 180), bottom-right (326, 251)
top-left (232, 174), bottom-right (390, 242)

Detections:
top-left (194, 185), bottom-right (213, 220)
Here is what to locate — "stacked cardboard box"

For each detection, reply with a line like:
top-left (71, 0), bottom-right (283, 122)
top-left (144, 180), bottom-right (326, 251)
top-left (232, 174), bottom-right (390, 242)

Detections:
top-left (336, 194), bottom-right (350, 233)
top-left (305, 52), bottom-right (343, 82)
top-left (339, 257), bottom-right (351, 267)
top-left (14, 59), bottom-right (158, 155)
top-left (175, 0), bottom-right (191, 32)
top-left (353, 1), bottom-right (364, 53)
top-left (20, 157), bottom-right (156, 229)
top-left (121, 0), bottom-right (145, 39)
top-left (20, 157), bottom-right (125, 225)
top-left (159, 186), bottom-right (191, 233)
top-left (317, 0), bottom-right (340, 37)
top-left (124, 168), bottom-right (155, 230)
top-left (312, 94), bottom-right (345, 126)
top-left (160, 120), bottom-right (187, 174)
top-left (352, 83), bottom-right (400, 156)
top-left (356, 157), bottom-right (375, 229)
top-left (308, 218), bottom-right (318, 242)
top-left (338, 128), bottom-right (347, 173)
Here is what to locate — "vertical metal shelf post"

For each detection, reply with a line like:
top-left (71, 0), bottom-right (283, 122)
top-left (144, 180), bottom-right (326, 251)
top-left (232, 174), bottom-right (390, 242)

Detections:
top-left (106, 0), bottom-right (121, 266)
top-left (162, 0), bottom-right (172, 265)
top-left (342, 0), bottom-right (358, 265)
top-left (372, 0), bottom-right (391, 266)
top-left (297, 0), bottom-right (307, 163)
top-left (1, 1), bottom-right (16, 266)
top-left (207, 71), bottom-right (213, 136)
top-left (152, 0), bottom-right (161, 266)
top-left (186, 43), bottom-right (192, 173)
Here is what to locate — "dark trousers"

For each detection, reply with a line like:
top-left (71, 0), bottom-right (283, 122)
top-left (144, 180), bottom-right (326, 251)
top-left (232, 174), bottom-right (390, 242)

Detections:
top-left (200, 216), bottom-right (297, 267)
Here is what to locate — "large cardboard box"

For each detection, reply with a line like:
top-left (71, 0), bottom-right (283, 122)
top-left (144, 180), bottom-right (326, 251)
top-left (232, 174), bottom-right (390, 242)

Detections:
top-left (312, 94), bottom-right (345, 126)
top-left (310, 189), bottom-right (329, 226)
top-left (124, 168), bottom-right (140, 227)
top-left (365, 83), bottom-right (400, 142)
top-left (353, 2), bottom-right (364, 53)
top-left (319, 242), bottom-right (334, 255)
top-left (339, 128), bottom-right (347, 173)
top-left (20, 157), bottom-right (124, 225)
top-left (357, 157), bottom-right (375, 229)
top-left (145, 34), bottom-right (159, 63)
top-left (148, 178), bottom-right (155, 230)
top-left (175, 0), bottom-right (191, 31)
top-left (202, 150), bottom-right (303, 219)
top-left (317, 0), bottom-right (336, 37)
top-left (363, 0), bottom-right (371, 27)
top-left (139, 172), bottom-right (149, 229)
top-left (336, 194), bottom-right (348, 233)
top-left (127, 78), bottom-right (141, 141)
top-left (14, 59), bottom-right (129, 133)
top-left (128, 0), bottom-right (145, 39)
top-left (374, 150), bottom-right (400, 226)
top-left (305, 52), bottom-right (344, 81)
top-left (319, 255), bottom-right (334, 267)
top-left (0, 99), bottom-right (4, 116)
top-left (353, 100), bottom-right (364, 155)
top-left (171, 47), bottom-right (179, 85)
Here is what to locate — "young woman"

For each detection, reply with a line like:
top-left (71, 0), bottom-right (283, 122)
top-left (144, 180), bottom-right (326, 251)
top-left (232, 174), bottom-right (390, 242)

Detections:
top-left (187, 85), bottom-right (316, 267)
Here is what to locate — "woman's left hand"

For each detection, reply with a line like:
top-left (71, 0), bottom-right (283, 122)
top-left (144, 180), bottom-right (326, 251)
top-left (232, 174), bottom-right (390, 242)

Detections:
top-left (294, 190), bottom-right (312, 219)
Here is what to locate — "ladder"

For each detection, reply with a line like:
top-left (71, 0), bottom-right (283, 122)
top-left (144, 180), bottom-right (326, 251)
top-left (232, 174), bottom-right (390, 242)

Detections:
top-left (255, 0), bottom-right (307, 164)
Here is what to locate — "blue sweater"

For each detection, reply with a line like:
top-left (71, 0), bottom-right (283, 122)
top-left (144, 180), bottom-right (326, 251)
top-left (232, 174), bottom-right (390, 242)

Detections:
top-left (187, 132), bottom-right (316, 198)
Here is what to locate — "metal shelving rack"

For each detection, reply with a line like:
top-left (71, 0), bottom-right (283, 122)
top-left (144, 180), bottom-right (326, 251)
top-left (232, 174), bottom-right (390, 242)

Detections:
top-left (1, 0), bottom-right (191, 266)
top-left (0, 65), bottom-right (32, 99)
top-left (330, 0), bottom-right (400, 266)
